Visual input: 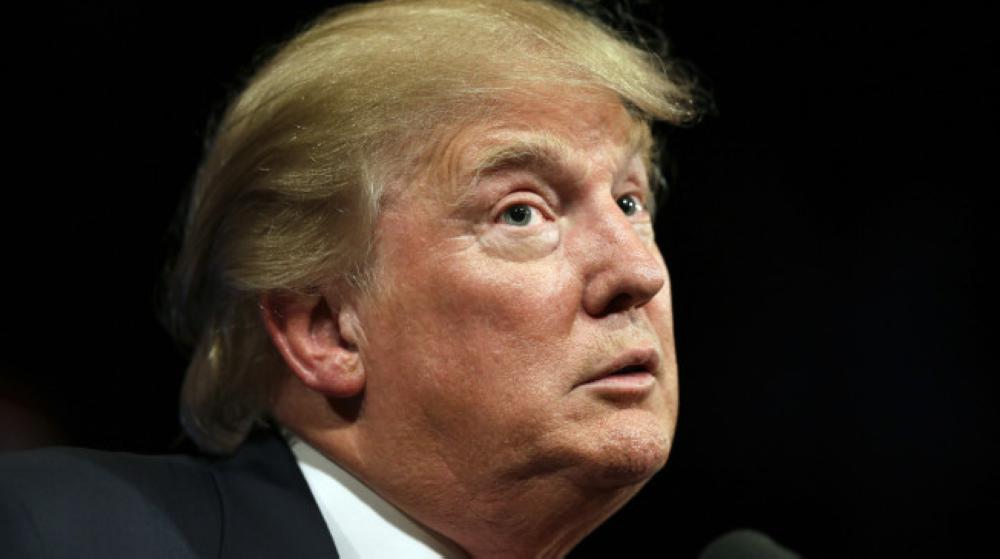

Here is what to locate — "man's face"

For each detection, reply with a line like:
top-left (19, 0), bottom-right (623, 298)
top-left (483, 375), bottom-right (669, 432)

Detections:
top-left (349, 91), bottom-right (678, 514)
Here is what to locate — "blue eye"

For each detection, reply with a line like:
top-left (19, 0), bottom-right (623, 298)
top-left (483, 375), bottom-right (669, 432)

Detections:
top-left (500, 204), bottom-right (535, 226)
top-left (616, 194), bottom-right (641, 216)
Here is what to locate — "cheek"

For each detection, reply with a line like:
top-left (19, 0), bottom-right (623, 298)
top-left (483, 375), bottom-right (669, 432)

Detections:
top-left (475, 224), bottom-right (560, 262)
top-left (647, 275), bottom-right (675, 347)
top-left (363, 242), bottom-right (584, 405)
top-left (450, 260), bottom-right (574, 332)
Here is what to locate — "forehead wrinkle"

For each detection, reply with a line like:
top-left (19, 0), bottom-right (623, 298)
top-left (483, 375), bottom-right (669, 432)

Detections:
top-left (437, 131), bottom-right (572, 210)
top-left (471, 132), bottom-right (576, 184)
top-left (423, 99), bottom-right (653, 212)
top-left (459, 127), bottom-right (648, 203)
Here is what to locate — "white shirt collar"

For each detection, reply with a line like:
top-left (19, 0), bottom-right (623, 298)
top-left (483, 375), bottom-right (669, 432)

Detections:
top-left (289, 437), bottom-right (467, 559)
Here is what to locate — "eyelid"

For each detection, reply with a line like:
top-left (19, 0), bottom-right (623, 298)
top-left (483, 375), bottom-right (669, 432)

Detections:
top-left (490, 189), bottom-right (557, 224)
top-left (617, 189), bottom-right (650, 212)
top-left (624, 173), bottom-right (652, 198)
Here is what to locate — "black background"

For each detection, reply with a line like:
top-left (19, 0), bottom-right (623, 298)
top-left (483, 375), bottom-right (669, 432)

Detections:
top-left (3, 2), bottom-right (995, 557)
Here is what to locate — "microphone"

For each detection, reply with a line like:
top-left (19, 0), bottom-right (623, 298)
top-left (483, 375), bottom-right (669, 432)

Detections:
top-left (698, 529), bottom-right (801, 559)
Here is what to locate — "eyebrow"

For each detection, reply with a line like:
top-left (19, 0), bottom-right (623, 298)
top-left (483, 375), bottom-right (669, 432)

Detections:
top-left (465, 125), bottom-right (653, 187)
top-left (468, 133), bottom-right (577, 186)
top-left (447, 121), bottom-right (658, 212)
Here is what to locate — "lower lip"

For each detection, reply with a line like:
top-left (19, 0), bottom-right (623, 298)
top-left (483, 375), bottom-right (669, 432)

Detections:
top-left (581, 372), bottom-right (656, 395)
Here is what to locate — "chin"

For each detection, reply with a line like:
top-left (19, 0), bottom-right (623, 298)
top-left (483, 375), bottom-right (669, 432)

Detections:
top-left (576, 409), bottom-right (674, 489)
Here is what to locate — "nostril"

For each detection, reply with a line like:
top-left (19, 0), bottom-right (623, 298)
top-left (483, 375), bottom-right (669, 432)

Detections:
top-left (602, 293), bottom-right (635, 315)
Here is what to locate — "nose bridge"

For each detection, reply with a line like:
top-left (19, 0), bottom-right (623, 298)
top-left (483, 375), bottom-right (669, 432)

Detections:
top-left (577, 197), bottom-right (666, 316)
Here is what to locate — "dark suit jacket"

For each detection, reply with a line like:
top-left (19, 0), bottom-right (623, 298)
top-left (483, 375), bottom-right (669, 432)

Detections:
top-left (0, 431), bottom-right (339, 558)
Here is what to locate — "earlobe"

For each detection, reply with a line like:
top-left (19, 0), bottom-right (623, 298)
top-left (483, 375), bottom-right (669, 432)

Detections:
top-left (260, 290), bottom-right (366, 398)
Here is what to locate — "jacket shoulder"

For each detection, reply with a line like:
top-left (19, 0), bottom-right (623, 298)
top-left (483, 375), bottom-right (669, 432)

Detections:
top-left (0, 446), bottom-right (221, 559)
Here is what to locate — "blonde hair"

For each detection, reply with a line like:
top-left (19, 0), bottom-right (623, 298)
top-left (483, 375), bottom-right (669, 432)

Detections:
top-left (167, 0), bottom-right (699, 453)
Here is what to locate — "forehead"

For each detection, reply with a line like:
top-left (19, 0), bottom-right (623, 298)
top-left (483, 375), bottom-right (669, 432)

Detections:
top-left (418, 91), bottom-right (652, 197)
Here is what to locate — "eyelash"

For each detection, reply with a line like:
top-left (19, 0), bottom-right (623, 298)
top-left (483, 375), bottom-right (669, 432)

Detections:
top-left (492, 190), bottom-right (554, 226)
top-left (616, 193), bottom-right (645, 216)
top-left (617, 181), bottom-right (654, 216)
top-left (491, 187), bottom-right (649, 226)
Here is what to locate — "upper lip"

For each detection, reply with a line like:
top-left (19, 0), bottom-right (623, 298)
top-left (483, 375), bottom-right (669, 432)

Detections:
top-left (577, 348), bottom-right (660, 387)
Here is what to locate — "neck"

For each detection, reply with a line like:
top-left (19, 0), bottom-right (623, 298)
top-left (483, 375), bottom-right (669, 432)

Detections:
top-left (430, 473), bottom-right (643, 558)
top-left (274, 387), bottom-right (650, 558)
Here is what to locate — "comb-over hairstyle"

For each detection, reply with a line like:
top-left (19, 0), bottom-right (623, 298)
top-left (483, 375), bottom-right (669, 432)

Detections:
top-left (167, 0), bottom-right (699, 453)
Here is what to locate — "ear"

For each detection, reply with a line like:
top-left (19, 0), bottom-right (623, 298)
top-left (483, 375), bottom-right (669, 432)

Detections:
top-left (260, 290), bottom-right (366, 398)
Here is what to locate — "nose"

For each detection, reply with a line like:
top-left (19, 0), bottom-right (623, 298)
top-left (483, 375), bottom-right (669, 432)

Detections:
top-left (579, 203), bottom-right (667, 318)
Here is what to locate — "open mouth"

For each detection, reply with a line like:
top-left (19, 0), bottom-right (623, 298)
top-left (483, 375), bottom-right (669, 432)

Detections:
top-left (608, 363), bottom-right (650, 376)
